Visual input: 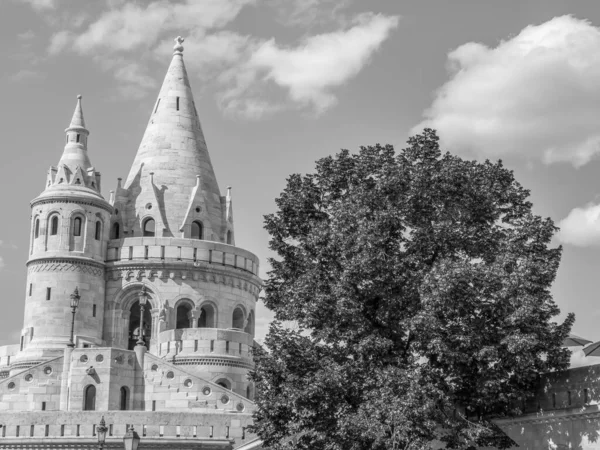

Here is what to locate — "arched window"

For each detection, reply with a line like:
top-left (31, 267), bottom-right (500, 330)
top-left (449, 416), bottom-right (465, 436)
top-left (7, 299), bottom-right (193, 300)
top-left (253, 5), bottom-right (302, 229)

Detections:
top-left (198, 304), bottom-right (215, 328)
top-left (112, 223), bottom-right (120, 239)
top-left (84, 385), bottom-right (96, 411)
top-left (191, 221), bottom-right (203, 240)
top-left (120, 386), bottom-right (129, 411)
top-left (244, 310), bottom-right (255, 335)
top-left (232, 307), bottom-right (244, 329)
top-left (227, 230), bottom-right (232, 244)
top-left (95, 221), bottom-right (101, 241)
top-left (216, 379), bottom-right (231, 390)
top-left (176, 303), bottom-right (192, 329)
top-left (143, 218), bottom-right (155, 237)
top-left (73, 217), bottom-right (82, 237)
top-left (50, 216), bottom-right (59, 236)
top-left (34, 219), bottom-right (40, 239)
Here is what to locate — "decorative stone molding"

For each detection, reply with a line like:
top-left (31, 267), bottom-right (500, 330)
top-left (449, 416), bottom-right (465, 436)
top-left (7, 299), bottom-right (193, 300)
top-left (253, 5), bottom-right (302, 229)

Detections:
top-left (27, 258), bottom-right (105, 277)
top-left (172, 357), bottom-right (254, 370)
top-left (30, 197), bottom-right (113, 214)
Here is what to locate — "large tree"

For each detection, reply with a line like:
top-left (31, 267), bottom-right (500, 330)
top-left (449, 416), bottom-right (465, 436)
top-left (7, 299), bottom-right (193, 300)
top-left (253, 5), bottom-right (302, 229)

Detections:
top-left (251, 129), bottom-right (574, 450)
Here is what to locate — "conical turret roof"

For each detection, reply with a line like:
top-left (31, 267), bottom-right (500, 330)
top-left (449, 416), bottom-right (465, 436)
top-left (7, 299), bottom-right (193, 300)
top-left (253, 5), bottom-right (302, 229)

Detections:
top-left (121, 37), bottom-right (226, 239)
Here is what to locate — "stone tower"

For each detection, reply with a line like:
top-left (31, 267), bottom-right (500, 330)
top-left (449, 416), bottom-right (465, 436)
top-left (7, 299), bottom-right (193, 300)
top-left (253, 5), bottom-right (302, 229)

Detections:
top-left (16, 96), bottom-right (112, 370)
top-left (0, 37), bottom-right (262, 446)
top-left (104, 36), bottom-right (261, 399)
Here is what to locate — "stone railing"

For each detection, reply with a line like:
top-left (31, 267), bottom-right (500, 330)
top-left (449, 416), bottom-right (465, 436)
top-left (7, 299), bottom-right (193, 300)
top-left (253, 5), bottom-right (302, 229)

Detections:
top-left (106, 237), bottom-right (260, 276)
top-left (157, 328), bottom-right (254, 361)
top-left (0, 411), bottom-right (255, 445)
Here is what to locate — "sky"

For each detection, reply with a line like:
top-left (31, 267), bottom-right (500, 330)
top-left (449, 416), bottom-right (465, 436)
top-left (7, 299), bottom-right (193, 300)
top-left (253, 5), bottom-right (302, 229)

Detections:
top-left (3, 0), bottom-right (600, 367)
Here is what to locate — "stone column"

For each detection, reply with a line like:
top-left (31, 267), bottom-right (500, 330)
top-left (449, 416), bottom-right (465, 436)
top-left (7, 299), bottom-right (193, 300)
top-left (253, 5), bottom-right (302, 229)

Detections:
top-left (59, 346), bottom-right (74, 410)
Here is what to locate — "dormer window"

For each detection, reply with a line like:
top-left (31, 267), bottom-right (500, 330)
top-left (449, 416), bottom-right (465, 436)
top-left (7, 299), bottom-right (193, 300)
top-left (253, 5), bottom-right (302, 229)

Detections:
top-left (143, 218), bottom-right (155, 237)
top-left (191, 221), bottom-right (203, 240)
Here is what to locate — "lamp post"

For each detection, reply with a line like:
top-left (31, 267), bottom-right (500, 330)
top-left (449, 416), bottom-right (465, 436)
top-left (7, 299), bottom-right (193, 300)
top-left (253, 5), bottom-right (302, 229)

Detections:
top-left (68, 287), bottom-right (80, 348)
top-left (96, 416), bottom-right (108, 450)
top-left (123, 425), bottom-right (140, 450)
top-left (137, 286), bottom-right (149, 347)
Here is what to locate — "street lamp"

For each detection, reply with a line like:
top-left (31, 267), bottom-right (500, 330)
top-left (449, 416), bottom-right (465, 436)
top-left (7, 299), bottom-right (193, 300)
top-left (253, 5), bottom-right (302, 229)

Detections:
top-left (123, 425), bottom-right (140, 450)
top-left (68, 287), bottom-right (80, 348)
top-left (137, 286), bottom-right (149, 347)
top-left (96, 416), bottom-right (108, 450)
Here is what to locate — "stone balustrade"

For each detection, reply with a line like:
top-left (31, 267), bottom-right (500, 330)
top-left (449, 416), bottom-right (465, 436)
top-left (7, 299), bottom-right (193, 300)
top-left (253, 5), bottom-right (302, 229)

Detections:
top-left (106, 237), bottom-right (259, 276)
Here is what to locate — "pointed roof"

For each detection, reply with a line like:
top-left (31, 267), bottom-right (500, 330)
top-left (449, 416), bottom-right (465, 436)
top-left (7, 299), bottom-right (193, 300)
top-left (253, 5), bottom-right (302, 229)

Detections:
top-left (68, 94), bottom-right (86, 130)
top-left (122, 37), bottom-right (225, 238)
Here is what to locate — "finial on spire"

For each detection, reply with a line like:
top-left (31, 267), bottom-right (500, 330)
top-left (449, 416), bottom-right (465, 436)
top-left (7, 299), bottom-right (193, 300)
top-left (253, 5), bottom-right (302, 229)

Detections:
top-left (173, 36), bottom-right (185, 54)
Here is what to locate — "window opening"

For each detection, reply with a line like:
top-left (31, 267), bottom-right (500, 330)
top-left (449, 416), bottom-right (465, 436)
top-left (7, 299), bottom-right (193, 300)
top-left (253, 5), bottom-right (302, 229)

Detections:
top-left (46, 287), bottom-right (51, 301)
top-left (84, 385), bottom-right (96, 411)
top-left (143, 218), bottom-right (155, 237)
top-left (34, 219), bottom-right (40, 238)
top-left (232, 307), bottom-right (244, 329)
top-left (41, 402), bottom-right (46, 411)
top-left (227, 230), bottom-right (232, 244)
top-left (95, 221), bottom-right (101, 240)
top-left (191, 221), bottom-right (203, 240)
top-left (73, 217), bottom-right (82, 237)
top-left (29, 283), bottom-right (32, 296)
top-left (50, 216), bottom-right (59, 235)
top-left (176, 97), bottom-right (179, 111)
top-left (120, 386), bottom-right (128, 410)
top-left (76, 134), bottom-right (80, 143)
top-left (92, 304), bottom-right (96, 317)
top-left (176, 303), bottom-right (192, 329)
top-left (112, 223), bottom-right (120, 239)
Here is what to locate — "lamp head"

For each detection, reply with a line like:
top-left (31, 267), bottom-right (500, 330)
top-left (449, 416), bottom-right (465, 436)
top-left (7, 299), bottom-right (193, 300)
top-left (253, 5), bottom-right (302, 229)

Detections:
top-left (138, 286), bottom-right (149, 306)
top-left (123, 425), bottom-right (140, 450)
top-left (97, 416), bottom-right (108, 443)
top-left (70, 287), bottom-right (80, 309)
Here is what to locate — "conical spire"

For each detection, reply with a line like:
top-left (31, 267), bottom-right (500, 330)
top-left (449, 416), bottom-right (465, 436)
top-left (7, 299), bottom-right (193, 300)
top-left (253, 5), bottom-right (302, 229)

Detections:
top-left (122, 37), bottom-right (226, 240)
top-left (58, 95), bottom-right (91, 171)
top-left (68, 94), bottom-right (86, 130)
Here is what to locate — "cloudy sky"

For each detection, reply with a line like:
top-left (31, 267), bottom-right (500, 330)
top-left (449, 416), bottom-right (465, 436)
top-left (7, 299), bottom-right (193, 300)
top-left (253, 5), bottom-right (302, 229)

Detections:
top-left (3, 0), bottom-right (600, 367)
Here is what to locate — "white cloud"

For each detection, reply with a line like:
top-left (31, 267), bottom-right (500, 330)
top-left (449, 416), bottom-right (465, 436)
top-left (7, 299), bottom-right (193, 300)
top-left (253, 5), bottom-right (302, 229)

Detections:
top-left (570, 347), bottom-right (600, 368)
top-left (221, 13), bottom-right (399, 116)
top-left (267, 0), bottom-right (353, 27)
top-left (9, 69), bottom-right (44, 82)
top-left (558, 201), bottom-right (600, 246)
top-left (413, 15), bottom-right (600, 167)
top-left (17, 0), bottom-right (55, 11)
top-left (58, 0), bottom-right (254, 55)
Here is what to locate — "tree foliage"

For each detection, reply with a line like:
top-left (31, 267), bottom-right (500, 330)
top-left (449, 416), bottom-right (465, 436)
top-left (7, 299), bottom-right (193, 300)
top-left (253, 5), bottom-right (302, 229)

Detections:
top-left (251, 129), bottom-right (574, 450)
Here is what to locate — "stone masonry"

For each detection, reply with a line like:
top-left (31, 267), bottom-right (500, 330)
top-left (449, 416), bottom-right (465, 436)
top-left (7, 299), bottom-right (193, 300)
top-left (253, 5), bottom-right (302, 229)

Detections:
top-left (0, 37), bottom-right (262, 449)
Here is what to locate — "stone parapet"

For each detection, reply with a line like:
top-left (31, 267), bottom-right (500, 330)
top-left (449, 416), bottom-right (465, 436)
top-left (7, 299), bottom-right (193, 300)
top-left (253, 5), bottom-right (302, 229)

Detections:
top-left (106, 237), bottom-right (259, 277)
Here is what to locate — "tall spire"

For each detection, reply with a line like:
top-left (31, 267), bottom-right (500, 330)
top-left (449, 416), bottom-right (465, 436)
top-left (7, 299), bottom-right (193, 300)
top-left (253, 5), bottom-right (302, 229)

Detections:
top-left (39, 95), bottom-right (103, 195)
top-left (122, 37), bottom-right (226, 240)
top-left (58, 95), bottom-right (91, 170)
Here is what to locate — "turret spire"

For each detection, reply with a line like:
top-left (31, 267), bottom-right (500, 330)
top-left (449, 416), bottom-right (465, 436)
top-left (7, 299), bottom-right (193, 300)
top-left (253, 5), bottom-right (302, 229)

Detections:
top-left (121, 37), bottom-right (225, 240)
top-left (68, 94), bottom-right (86, 130)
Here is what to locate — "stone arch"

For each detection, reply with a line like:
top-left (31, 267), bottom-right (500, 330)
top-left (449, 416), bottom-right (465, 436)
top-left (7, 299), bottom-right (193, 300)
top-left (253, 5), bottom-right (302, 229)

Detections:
top-left (198, 301), bottom-right (218, 328)
top-left (142, 216), bottom-right (155, 237)
top-left (232, 304), bottom-right (247, 330)
top-left (174, 298), bottom-right (195, 329)
top-left (83, 384), bottom-right (96, 411)
top-left (212, 374), bottom-right (234, 390)
top-left (112, 283), bottom-right (160, 350)
top-left (244, 310), bottom-right (255, 335)
top-left (46, 210), bottom-right (61, 237)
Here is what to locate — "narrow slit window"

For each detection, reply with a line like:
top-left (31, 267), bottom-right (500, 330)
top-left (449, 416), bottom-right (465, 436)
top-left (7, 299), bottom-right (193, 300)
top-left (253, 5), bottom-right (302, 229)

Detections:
top-left (92, 304), bottom-right (96, 317)
top-left (161, 245), bottom-right (165, 260)
top-left (552, 393), bottom-right (556, 408)
top-left (95, 221), bottom-right (101, 240)
top-left (29, 283), bottom-right (32, 296)
top-left (144, 245), bottom-right (149, 259)
top-left (50, 216), bottom-right (59, 235)
top-left (45, 424), bottom-right (49, 436)
top-left (112, 223), bottom-right (120, 239)
top-left (73, 217), bottom-right (82, 237)
top-left (41, 402), bottom-right (46, 411)
top-left (34, 219), bottom-right (40, 238)
top-left (176, 97), bottom-right (179, 111)
top-left (76, 134), bottom-right (80, 143)
top-left (210, 340), bottom-right (214, 352)
top-left (46, 287), bottom-right (51, 301)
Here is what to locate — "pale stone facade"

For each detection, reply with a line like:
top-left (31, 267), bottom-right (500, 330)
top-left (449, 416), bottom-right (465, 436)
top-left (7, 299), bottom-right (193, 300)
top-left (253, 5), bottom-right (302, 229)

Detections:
top-left (0, 38), bottom-right (261, 449)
